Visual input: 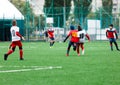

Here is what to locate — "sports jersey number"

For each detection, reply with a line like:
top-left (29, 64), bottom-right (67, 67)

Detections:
top-left (79, 33), bottom-right (84, 39)
top-left (12, 30), bottom-right (15, 36)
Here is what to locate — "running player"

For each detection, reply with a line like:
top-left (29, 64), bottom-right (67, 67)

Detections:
top-left (63, 25), bottom-right (79, 56)
top-left (4, 20), bottom-right (25, 60)
top-left (77, 25), bottom-right (90, 56)
top-left (106, 24), bottom-right (120, 51)
top-left (47, 26), bottom-right (55, 48)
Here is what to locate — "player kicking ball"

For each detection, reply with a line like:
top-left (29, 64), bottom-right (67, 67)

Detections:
top-left (4, 20), bottom-right (25, 61)
top-left (47, 26), bottom-right (55, 48)
top-left (77, 25), bottom-right (90, 56)
top-left (106, 24), bottom-right (120, 51)
top-left (64, 25), bottom-right (79, 56)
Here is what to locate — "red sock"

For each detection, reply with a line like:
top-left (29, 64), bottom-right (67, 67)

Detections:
top-left (20, 50), bottom-right (23, 58)
top-left (7, 50), bottom-right (13, 55)
top-left (76, 44), bottom-right (80, 54)
top-left (81, 44), bottom-right (84, 51)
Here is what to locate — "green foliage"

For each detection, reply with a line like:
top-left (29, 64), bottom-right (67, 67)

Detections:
top-left (74, 0), bottom-right (92, 24)
top-left (44, 0), bottom-right (71, 27)
top-left (102, 0), bottom-right (113, 28)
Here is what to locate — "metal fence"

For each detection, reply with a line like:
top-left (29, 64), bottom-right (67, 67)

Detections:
top-left (24, 7), bottom-right (120, 41)
top-left (0, 7), bottom-right (120, 41)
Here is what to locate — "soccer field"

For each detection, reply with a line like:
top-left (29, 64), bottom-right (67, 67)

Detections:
top-left (0, 41), bottom-right (120, 85)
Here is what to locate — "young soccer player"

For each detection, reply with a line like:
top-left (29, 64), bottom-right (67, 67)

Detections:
top-left (63, 25), bottom-right (79, 56)
top-left (77, 25), bottom-right (90, 56)
top-left (106, 24), bottom-right (120, 51)
top-left (47, 26), bottom-right (55, 48)
top-left (4, 20), bottom-right (25, 60)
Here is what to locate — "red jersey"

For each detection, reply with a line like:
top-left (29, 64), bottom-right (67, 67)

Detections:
top-left (48, 28), bottom-right (54, 38)
top-left (67, 30), bottom-right (79, 43)
top-left (106, 28), bottom-right (117, 38)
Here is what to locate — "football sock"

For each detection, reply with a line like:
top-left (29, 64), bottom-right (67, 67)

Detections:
top-left (50, 42), bottom-right (52, 46)
top-left (114, 42), bottom-right (119, 50)
top-left (81, 44), bottom-right (84, 51)
top-left (110, 42), bottom-right (113, 51)
top-left (73, 46), bottom-right (76, 51)
top-left (52, 41), bottom-right (55, 46)
top-left (7, 50), bottom-right (13, 55)
top-left (67, 45), bottom-right (71, 55)
top-left (20, 50), bottom-right (23, 59)
top-left (76, 44), bottom-right (79, 54)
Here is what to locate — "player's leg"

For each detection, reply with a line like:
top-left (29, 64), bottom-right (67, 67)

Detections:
top-left (76, 43), bottom-right (80, 56)
top-left (17, 41), bottom-right (24, 60)
top-left (80, 43), bottom-right (84, 55)
top-left (4, 42), bottom-right (16, 60)
top-left (113, 39), bottom-right (120, 51)
top-left (50, 41), bottom-right (52, 47)
top-left (66, 41), bottom-right (72, 56)
top-left (19, 46), bottom-right (24, 60)
top-left (109, 38), bottom-right (113, 51)
top-left (51, 37), bottom-right (55, 46)
top-left (72, 42), bottom-right (76, 51)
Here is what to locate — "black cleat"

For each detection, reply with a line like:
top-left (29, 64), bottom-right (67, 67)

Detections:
top-left (4, 54), bottom-right (8, 61)
top-left (117, 49), bottom-right (120, 51)
top-left (20, 58), bottom-right (24, 60)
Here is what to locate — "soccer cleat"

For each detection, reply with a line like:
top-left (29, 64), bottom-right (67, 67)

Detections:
top-left (82, 50), bottom-right (85, 55)
top-left (4, 54), bottom-right (8, 61)
top-left (117, 49), bottom-right (120, 51)
top-left (73, 47), bottom-right (76, 51)
top-left (66, 54), bottom-right (69, 56)
top-left (20, 58), bottom-right (24, 60)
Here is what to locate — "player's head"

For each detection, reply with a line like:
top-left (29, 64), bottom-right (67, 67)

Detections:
top-left (12, 20), bottom-right (17, 26)
top-left (70, 25), bottom-right (75, 30)
top-left (78, 25), bottom-right (82, 31)
top-left (109, 24), bottom-right (113, 29)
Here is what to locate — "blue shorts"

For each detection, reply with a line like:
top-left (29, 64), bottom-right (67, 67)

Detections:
top-left (50, 37), bottom-right (55, 40)
top-left (109, 38), bottom-right (116, 42)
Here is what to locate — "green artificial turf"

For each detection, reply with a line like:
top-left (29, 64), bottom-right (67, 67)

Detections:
top-left (0, 41), bottom-right (120, 85)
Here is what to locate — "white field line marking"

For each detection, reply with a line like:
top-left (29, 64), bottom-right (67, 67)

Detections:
top-left (0, 66), bottom-right (62, 68)
top-left (0, 66), bottom-right (62, 73)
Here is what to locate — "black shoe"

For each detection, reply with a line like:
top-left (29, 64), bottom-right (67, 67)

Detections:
top-left (117, 49), bottom-right (120, 51)
top-left (4, 54), bottom-right (8, 61)
top-left (73, 47), bottom-right (76, 51)
top-left (20, 58), bottom-right (24, 60)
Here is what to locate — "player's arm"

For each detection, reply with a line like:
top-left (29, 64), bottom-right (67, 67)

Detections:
top-left (63, 36), bottom-right (69, 42)
top-left (86, 34), bottom-right (90, 42)
top-left (106, 30), bottom-right (108, 38)
top-left (63, 31), bottom-right (71, 42)
top-left (114, 30), bottom-right (118, 39)
top-left (16, 32), bottom-right (25, 40)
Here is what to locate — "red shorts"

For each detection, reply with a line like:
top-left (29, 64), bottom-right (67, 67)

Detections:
top-left (11, 41), bottom-right (22, 48)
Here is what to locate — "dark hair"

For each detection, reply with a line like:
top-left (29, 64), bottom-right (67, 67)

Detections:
top-left (78, 25), bottom-right (82, 31)
top-left (12, 20), bottom-right (17, 26)
top-left (109, 24), bottom-right (113, 27)
top-left (70, 25), bottom-right (75, 30)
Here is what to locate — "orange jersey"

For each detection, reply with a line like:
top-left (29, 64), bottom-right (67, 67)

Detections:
top-left (68, 30), bottom-right (79, 43)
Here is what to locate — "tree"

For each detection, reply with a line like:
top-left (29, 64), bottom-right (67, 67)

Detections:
top-left (74, 0), bottom-right (92, 24)
top-left (44, 0), bottom-right (71, 27)
top-left (101, 0), bottom-right (113, 28)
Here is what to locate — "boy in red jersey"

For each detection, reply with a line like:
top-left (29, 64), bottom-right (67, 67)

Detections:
top-left (47, 26), bottom-right (55, 48)
top-left (64, 25), bottom-right (79, 56)
top-left (4, 20), bottom-right (25, 60)
top-left (106, 24), bottom-right (120, 51)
